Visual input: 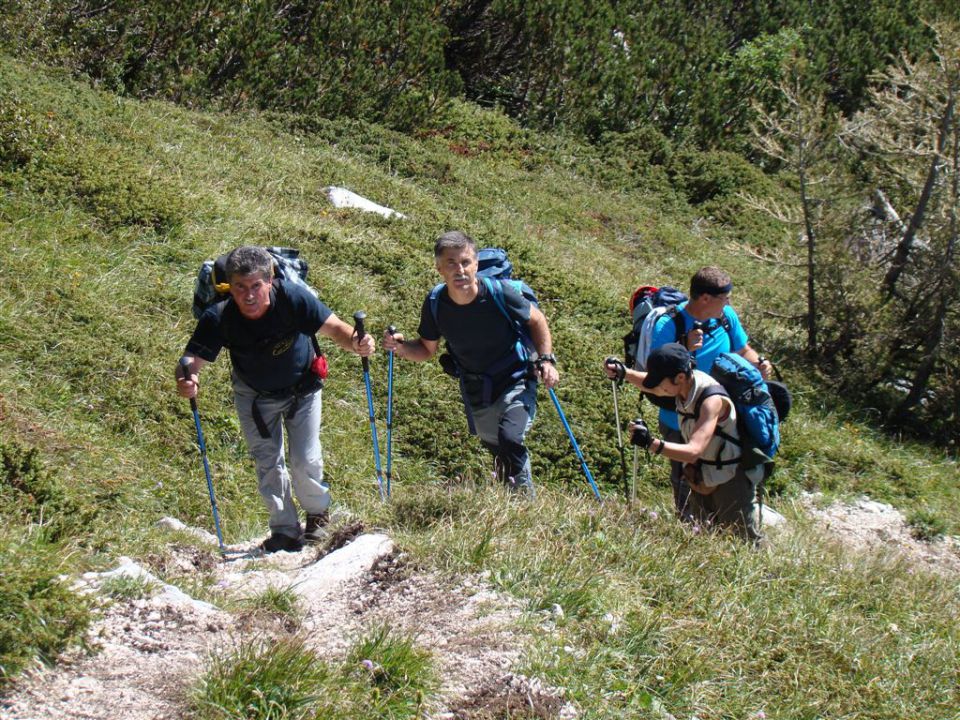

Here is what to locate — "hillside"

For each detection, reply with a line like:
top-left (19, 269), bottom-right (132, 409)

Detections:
top-left (1, 57), bottom-right (959, 718)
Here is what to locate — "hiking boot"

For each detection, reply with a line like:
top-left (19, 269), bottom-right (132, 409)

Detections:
top-left (261, 532), bottom-right (304, 554)
top-left (303, 512), bottom-right (329, 545)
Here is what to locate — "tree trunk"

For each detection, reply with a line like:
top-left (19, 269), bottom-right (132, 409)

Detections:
top-left (882, 91), bottom-right (955, 298)
top-left (894, 123), bottom-right (960, 416)
top-left (798, 144), bottom-right (818, 355)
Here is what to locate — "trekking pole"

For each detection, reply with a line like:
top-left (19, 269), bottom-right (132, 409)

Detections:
top-left (385, 325), bottom-right (396, 498)
top-left (353, 312), bottom-right (386, 501)
top-left (547, 387), bottom-right (602, 502)
top-left (179, 358), bottom-right (226, 555)
top-left (605, 357), bottom-right (630, 500)
top-left (631, 446), bottom-right (638, 502)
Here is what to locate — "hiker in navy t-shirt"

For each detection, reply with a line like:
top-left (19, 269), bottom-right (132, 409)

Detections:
top-left (176, 246), bottom-right (375, 554)
top-left (605, 266), bottom-right (770, 519)
top-left (382, 231), bottom-right (559, 494)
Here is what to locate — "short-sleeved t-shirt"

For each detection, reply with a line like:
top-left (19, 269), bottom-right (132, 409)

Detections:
top-left (652, 302), bottom-right (748, 431)
top-left (418, 280), bottom-right (532, 400)
top-left (186, 279), bottom-right (332, 393)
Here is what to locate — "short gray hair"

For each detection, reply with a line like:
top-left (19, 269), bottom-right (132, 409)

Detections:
top-left (434, 230), bottom-right (477, 259)
top-left (225, 246), bottom-right (273, 281)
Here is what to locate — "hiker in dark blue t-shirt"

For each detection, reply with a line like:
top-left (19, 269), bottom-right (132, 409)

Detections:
top-left (176, 246), bottom-right (375, 554)
top-left (382, 231), bottom-right (559, 494)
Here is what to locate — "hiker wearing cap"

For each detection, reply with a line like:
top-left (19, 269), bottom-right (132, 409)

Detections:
top-left (176, 246), bottom-right (375, 554)
top-left (606, 266), bottom-right (769, 518)
top-left (625, 343), bottom-right (763, 541)
top-left (382, 231), bottom-right (559, 494)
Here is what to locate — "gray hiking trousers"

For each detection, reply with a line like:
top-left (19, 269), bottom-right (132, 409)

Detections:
top-left (469, 378), bottom-right (537, 495)
top-left (233, 375), bottom-right (330, 539)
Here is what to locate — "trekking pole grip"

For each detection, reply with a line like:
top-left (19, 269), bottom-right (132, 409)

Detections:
top-left (353, 311), bottom-right (369, 371)
top-left (353, 311), bottom-right (367, 340)
top-left (179, 357), bottom-right (198, 412)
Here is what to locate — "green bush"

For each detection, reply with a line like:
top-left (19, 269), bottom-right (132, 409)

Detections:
top-left (907, 509), bottom-right (948, 542)
top-left (0, 528), bottom-right (92, 688)
top-left (0, 87), bottom-right (58, 173)
top-left (0, 440), bottom-right (82, 542)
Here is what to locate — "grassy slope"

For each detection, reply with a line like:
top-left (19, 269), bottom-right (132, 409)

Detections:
top-left (1, 57), bottom-right (958, 717)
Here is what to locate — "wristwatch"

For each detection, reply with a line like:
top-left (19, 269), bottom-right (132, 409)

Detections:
top-left (536, 353), bottom-right (557, 366)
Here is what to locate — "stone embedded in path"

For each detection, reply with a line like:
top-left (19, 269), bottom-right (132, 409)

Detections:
top-left (81, 557), bottom-right (218, 613)
top-left (157, 516), bottom-right (220, 546)
top-left (292, 533), bottom-right (394, 600)
top-left (762, 506), bottom-right (787, 527)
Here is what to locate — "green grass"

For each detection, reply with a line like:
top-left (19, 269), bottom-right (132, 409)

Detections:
top-left (189, 629), bottom-right (434, 720)
top-left (99, 573), bottom-right (157, 601)
top-left (1, 54), bottom-right (959, 718)
top-left (237, 585), bottom-right (303, 629)
top-left (393, 485), bottom-right (960, 719)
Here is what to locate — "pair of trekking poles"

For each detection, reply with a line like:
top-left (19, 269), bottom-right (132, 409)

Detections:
top-left (355, 312), bottom-right (602, 502)
top-left (181, 316), bottom-right (605, 551)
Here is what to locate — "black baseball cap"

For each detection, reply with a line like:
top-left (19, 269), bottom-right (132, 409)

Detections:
top-left (642, 343), bottom-right (694, 389)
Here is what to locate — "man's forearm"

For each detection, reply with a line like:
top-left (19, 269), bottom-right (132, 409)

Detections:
top-left (396, 339), bottom-right (434, 362)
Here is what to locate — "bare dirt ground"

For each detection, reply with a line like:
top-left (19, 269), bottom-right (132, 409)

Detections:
top-left (3, 496), bottom-right (957, 720)
top-left (799, 493), bottom-right (960, 575)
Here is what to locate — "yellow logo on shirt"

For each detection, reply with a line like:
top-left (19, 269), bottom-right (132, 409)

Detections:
top-left (273, 337), bottom-right (294, 356)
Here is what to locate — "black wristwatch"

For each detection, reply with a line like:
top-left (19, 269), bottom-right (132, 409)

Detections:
top-left (536, 353), bottom-right (557, 366)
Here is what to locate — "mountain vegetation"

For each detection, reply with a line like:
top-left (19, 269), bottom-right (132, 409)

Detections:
top-left (1, 3), bottom-right (959, 717)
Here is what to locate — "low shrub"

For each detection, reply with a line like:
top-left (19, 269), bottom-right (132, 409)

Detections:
top-left (0, 528), bottom-right (92, 688)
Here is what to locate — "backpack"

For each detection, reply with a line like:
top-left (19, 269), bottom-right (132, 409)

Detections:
top-left (191, 246), bottom-right (327, 379)
top-left (623, 285), bottom-right (687, 370)
top-left (622, 285), bottom-right (736, 371)
top-left (429, 247), bottom-right (539, 353)
top-left (192, 246), bottom-right (315, 319)
top-left (688, 352), bottom-right (781, 469)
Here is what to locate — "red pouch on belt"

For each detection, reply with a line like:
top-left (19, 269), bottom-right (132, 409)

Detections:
top-left (311, 354), bottom-right (329, 380)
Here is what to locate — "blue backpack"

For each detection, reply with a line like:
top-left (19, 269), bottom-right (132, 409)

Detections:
top-left (429, 247), bottom-right (539, 353)
top-left (689, 352), bottom-right (780, 469)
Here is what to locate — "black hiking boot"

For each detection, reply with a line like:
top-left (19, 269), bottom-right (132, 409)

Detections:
top-left (303, 512), bottom-right (329, 545)
top-left (261, 532), bottom-right (304, 554)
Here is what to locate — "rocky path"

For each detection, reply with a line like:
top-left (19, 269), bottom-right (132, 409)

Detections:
top-left (0, 520), bottom-right (575, 720)
top-left (3, 496), bottom-right (958, 719)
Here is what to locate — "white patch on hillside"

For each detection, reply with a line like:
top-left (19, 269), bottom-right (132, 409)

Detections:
top-left (803, 493), bottom-right (960, 574)
top-left (325, 186), bottom-right (406, 218)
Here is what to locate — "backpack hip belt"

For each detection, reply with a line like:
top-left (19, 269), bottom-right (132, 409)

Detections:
top-left (249, 368), bottom-right (323, 439)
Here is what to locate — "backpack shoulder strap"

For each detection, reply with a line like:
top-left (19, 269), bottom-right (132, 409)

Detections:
top-left (482, 277), bottom-right (534, 352)
top-left (482, 276), bottom-right (509, 320)
top-left (689, 384), bottom-right (730, 420)
top-left (670, 306), bottom-right (685, 344)
top-left (428, 282), bottom-right (446, 327)
top-left (718, 311), bottom-right (734, 347)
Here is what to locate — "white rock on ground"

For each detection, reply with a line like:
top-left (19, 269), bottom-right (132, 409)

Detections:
top-left (156, 516), bottom-right (219, 546)
top-left (292, 533), bottom-right (393, 600)
top-left (325, 186), bottom-right (406, 219)
top-left (79, 557), bottom-right (218, 613)
top-left (761, 505), bottom-right (787, 527)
